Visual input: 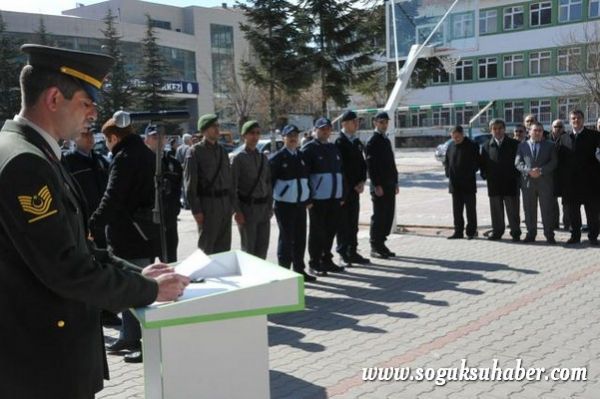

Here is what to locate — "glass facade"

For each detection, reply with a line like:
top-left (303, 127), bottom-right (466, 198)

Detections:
top-left (7, 32), bottom-right (196, 82)
top-left (210, 24), bottom-right (235, 95)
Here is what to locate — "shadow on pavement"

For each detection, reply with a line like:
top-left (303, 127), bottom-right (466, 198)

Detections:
top-left (270, 370), bottom-right (327, 399)
top-left (268, 325), bottom-right (326, 352)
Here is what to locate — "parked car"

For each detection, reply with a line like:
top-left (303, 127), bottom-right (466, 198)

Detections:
top-left (228, 138), bottom-right (284, 161)
top-left (434, 133), bottom-right (492, 162)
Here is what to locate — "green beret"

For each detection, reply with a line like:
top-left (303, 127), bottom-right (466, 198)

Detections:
top-left (241, 120), bottom-right (260, 135)
top-left (197, 113), bottom-right (218, 132)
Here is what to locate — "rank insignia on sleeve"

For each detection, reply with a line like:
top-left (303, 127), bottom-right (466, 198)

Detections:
top-left (18, 185), bottom-right (58, 223)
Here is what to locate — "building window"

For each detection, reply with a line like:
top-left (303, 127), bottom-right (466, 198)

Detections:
top-left (529, 50), bottom-right (552, 75)
top-left (478, 108), bottom-right (495, 126)
top-left (397, 112), bottom-right (408, 128)
top-left (591, 0), bottom-right (600, 17)
top-left (432, 68), bottom-right (449, 84)
top-left (558, 98), bottom-right (580, 119)
top-left (478, 57), bottom-right (498, 79)
top-left (410, 111), bottom-right (428, 127)
top-left (530, 2), bottom-right (552, 27)
top-left (455, 107), bottom-right (474, 125)
top-left (530, 99), bottom-right (552, 124)
top-left (504, 101), bottom-right (524, 123)
top-left (149, 19), bottom-right (172, 30)
top-left (503, 54), bottom-right (524, 77)
top-left (479, 10), bottom-right (497, 34)
top-left (455, 60), bottom-right (473, 81)
top-left (432, 108), bottom-right (450, 125)
top-left (588, 44), bottom-right (600, 70)
top-left (587, 103), bottom-right (600, 123)
top-left (559, 0), bottom-right (583, 22)
top-left (504, 6), bottom-right (524, 30)
top-left (557, 47), bottom-right (581, 72)
top-left (452, 13), bottom-right (474, 39)
top-left (211, 24), bottom-right (235, 95)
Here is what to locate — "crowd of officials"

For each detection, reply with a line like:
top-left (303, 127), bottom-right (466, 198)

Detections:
top-left (59, 108), bottom-right (400, 364)
top-left (444, 111), bottom-right (600, 245)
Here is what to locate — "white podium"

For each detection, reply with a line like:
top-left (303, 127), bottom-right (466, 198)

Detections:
top-left (131, 250), bottom-right (304, 399)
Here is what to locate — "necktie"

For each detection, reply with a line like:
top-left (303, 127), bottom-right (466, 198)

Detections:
top-left (533, 143), bottom-right (538, 160)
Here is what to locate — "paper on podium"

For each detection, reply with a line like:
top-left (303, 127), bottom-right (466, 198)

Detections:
top-left (175, 249), bottom-right (240, 280)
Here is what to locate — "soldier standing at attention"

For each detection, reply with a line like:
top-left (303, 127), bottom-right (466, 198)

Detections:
top-left (144, 127), bottom-right (183, 262)
top-left (335, 110), bottom-right (369, 266)
top-left (302, 117), bottom-right (345, 275)
top-left (270, 125), bottom-right (316, 282)
top-left (231, 120), bottom-right (273, 259)
top-left (366, 111), bottom-right (399, 259)
top-left (184, 114), bottom-right (233, 254)
top-left (0, 44), bottom-right (188, 399)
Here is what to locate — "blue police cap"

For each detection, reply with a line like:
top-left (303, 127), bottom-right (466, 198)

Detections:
top-left (341, 110), bottom-right (357, 122)
top-left (314, 117), bottom-right (332, 129)
top-left (375, 111), bottom-right (390, 121)
top-left (282, 124), bottom-right (300, 136)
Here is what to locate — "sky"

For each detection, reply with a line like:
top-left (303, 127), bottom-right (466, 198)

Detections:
top-left (0, 0), bottom-right (245, 15)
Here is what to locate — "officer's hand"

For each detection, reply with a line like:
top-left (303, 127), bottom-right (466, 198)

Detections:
top-left (155, 273), bottom-right (191, 302)
top-left (234, 212), bottom-right (245, 225)
top-left (375, 185), bottom-right (384, 197)
top-left (306, 203), bottom-right (313, 209)
top-left (395, 186), bottom-right (400, 195)
top-left (142, 262), bottom-right (174, 279)
top-left (193, 212), bottom-right (204, 225)
top-left (354, 182), bottom-right (365, 194)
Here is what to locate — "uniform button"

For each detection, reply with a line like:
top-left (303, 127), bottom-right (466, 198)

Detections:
top-left (57, 320), bottom-right (65, 328)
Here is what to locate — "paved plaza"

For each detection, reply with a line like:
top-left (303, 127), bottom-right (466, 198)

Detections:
top-left (99, 149), bottom-right (600, 399)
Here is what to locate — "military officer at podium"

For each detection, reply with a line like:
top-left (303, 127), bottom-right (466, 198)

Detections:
top-left (270, 124), bottom-right (316, 282)
top-left (0, 44), bottom-right (189, 399)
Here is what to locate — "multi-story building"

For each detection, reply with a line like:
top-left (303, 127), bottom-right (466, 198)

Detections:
top-left (386, 0), bottom-right (599, 136)
top-left (2, 0), bottom-right (249, 131)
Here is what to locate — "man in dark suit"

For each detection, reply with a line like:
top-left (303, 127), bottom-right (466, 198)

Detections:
top-left (515, 122), bottom-right (558, 243)
top-left (556, 109), bottom-right (600, 245)
top-left (0, 44), bottom-right (188, 399)
top-left (444, 125), bottom-right (480, 239)
top-left (335, 110), bottom-right (369, 265)
top-left (549, 119), bottom-right (570, 230)
top-left (366, 111), bottom-right (399, 259)
top-left (63, 127), bottom-right (110, 246)
top-left (480, 118), bottom-right (521, 241)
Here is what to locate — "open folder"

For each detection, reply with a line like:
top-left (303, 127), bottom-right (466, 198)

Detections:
top-left (175, 249), bottom-right (239, 280)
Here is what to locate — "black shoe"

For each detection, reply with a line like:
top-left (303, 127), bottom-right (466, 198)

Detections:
top-left (523, 235), bottom-right (535, 243)
top-left (309, 262), bottom-right (328, 276)
top-left (546, 237), bottom-right (557, 244)
top-left (487, 235), bottom-right (501, 241)
top-left (566, 236), bottom-right (581, 245)
top-left (297, 270), bottom-right (317, 282)
top-left (106, 339), bottom-right (140, 353)
top-left (124, 351), bottom-right (143, 363)
top-left (511, 236), bottom-right (521, 242)
top-left (370, 249), bottom-right (389, 259)
top-left (447, 233), bottom-right (464, 239)
top-left (589, 238), bottom-right (599, 246)
top-left (323, 260), bottom-right (345, 273)
top-left (381, 246), bottom-right (396, 257)
top-left (348, 252), bottom-right (370, 264)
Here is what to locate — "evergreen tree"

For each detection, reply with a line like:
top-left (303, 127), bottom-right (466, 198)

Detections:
top-left (238, 0), bottom-right (313, 128)
top-left (35, 17), bottom-right (50, 46)
top-left (137, 14), bottom-right (170, 112)
top-left (0, 13), bottom-right (22, 121)
top-left (98, 8), bottom-right (132, 123)
top-left (300, 0), bottom-right (376, 114)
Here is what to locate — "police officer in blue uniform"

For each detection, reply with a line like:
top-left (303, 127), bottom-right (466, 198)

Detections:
top-left (302, 117), bottom-right (345, 275)
top-left (269, 125), bottom-right (316, 282)
top-left (366, 111), bottom-right (399, 259)
top-left (335, 110), bottom-right (369, 266)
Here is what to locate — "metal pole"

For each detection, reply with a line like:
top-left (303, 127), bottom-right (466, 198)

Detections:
top-left (152, 125), bottom-right (168, 262)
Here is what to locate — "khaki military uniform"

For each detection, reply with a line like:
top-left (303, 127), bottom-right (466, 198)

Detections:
top-left (231, 147), bottom-right (273, 258)
top-left (184, 139), bottom-right (232, 254)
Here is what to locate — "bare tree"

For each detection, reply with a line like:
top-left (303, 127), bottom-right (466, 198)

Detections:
top-left (551, 23), bottom-right (600, 109)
